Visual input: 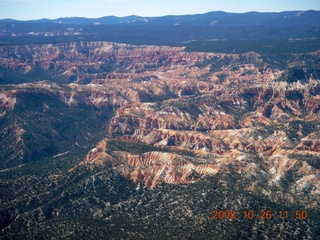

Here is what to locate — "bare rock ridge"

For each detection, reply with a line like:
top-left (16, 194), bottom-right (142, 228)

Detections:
top-left (83, 138), bottom-right (220, 188)
top-left (0, 41), bottom-right (319, 207)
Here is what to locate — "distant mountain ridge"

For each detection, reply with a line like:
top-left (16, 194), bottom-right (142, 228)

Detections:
top-left (0, 10), bottom-right (319, 51)
top-left (1, 10), bottom-right (319, 26)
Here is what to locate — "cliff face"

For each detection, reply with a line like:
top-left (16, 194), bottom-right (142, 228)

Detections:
top-left (83, 139), bottom-right (219, 188)
top-left (0, 42), bottom-right (207, 84)
top-left (84, 80), bottom-right (320, 206)
top-left (1, 41), bottom-right (319, 207)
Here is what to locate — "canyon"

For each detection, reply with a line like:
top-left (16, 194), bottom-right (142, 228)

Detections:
top-left (1, 6), bottom-right (320, 240)
top-left (0, 42), bottom-right (319, 207)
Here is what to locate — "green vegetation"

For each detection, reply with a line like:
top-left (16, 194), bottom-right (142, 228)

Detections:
top-left (217, 73), bottom-right (228, 83)
top-left (1, 168), bottom-right (319, 239)
top-left (185, 39), bottom-right (320, 55)
top-left (1, 24), bottom-right (319, 55)
top-left (107, 140), bottom-right (196, 157)
top-left (164, 97), bottom-right (203, 120)
top-left (286, 121), bottom-right (317, 140)
top-left (0, 89), bottom-right (113, 170)
top-left (290, 154), bottom-right (320, 169)
top-left (107, 140), bottom-right (169, 155)
top-left (0, 63), bottom-right (71, 85)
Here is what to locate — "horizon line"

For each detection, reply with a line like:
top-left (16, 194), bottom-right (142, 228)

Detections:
top-left (1, 9), bottom-right (318, 22)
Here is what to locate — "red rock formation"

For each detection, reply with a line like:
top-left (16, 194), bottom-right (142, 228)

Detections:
top-left (295, 133), bottom-right (320, 152)
top-left (84, 139), bottom-right (220, 188)
top-left (1, 41), bottom-right (319, 205)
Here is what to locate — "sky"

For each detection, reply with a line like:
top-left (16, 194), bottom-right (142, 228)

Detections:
top-left (1, 0), bottom-right (320, 20)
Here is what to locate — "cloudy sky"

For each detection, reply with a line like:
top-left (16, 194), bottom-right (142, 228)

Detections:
top-left (1, 0), bottom-right (320, 20)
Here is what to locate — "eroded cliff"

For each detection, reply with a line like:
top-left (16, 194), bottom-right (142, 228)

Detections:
top-left (1, 41), bottom-right (319, 207)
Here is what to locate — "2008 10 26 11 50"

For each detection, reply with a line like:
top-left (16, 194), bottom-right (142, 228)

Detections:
top-left (212, 210), bottom-right (308, 220)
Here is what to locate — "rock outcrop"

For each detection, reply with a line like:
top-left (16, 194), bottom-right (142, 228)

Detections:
top-left (1, 41), bottom-right (319, 206)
